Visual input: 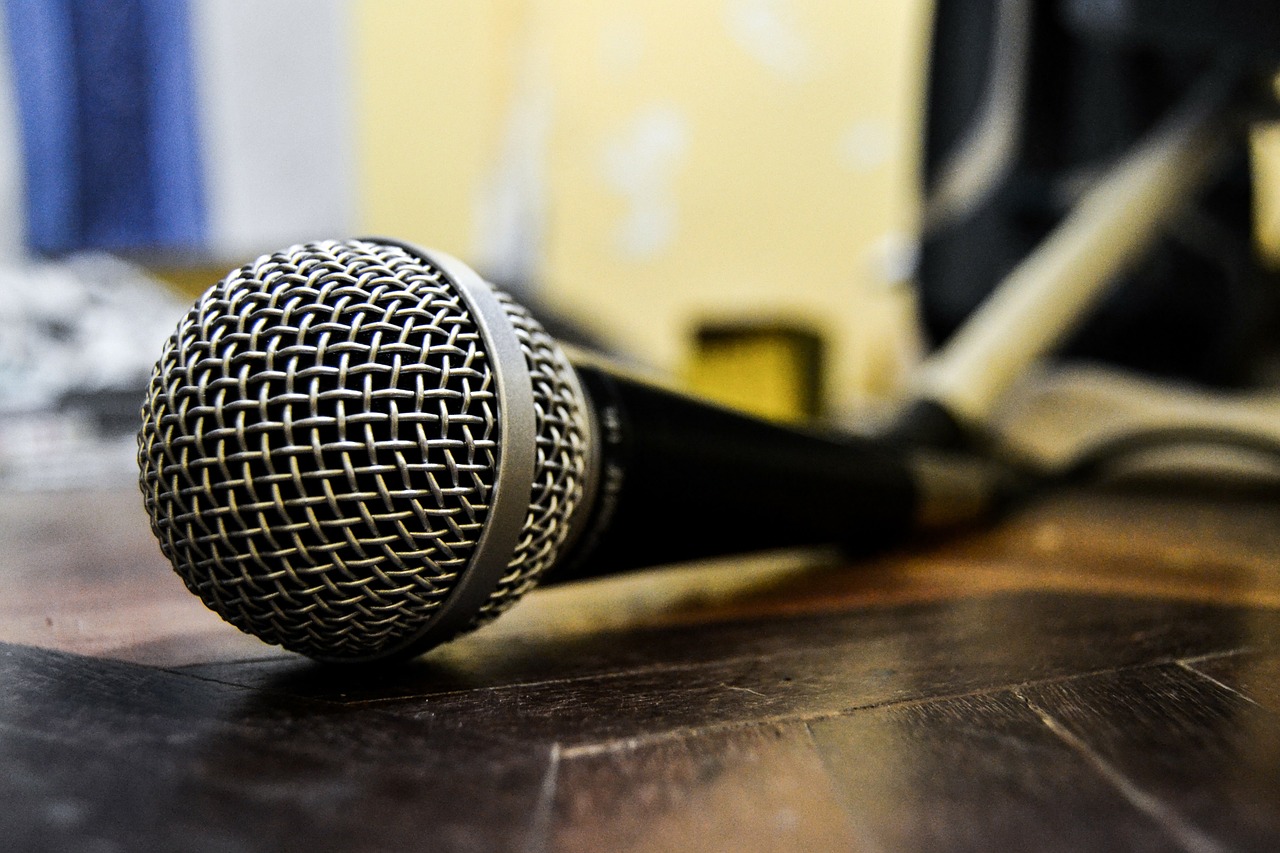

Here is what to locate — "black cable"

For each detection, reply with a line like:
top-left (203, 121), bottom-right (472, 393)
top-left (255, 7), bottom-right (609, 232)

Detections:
top-left (1018, 424), bottom-right (1280, 490)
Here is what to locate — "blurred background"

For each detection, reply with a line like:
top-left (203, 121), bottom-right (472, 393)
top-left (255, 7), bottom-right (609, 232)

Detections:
top-left (1, 0), bottom-right (1279, 489)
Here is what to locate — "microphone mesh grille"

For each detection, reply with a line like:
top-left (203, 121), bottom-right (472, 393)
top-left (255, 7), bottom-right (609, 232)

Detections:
top-left (138, 239), bottom-right (587, 659)
top-left (476, 292), bottom-right (588, 624)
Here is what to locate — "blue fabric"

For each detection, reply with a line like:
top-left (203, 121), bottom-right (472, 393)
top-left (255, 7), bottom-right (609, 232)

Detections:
top-left (138, 0), bottom-right (205, 252)
top-left (4, 0), bottom-right (205, 253)
top-left (4, 0), bottom-right (78, 252)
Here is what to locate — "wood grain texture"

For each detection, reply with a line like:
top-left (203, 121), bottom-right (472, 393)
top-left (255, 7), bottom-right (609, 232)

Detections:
top-left (1186, 650), bottom-right (1280, 710)
top-left (0, 488), bottom-right (280, 666)
top-left (0, 643), bottom-right (552, 853)
top-left (5, 486), bottom-right (1280, 669)
top-left (548, 723), bottom-right (860, 853)
top-left (181, 592), bottom-right (1276, 711)
top-left (4, 484), bottom-right (1280, 851)
top-left (372, 594), bottom-right (1276, 751)
top-left (809, 689), bottom-right (1184, 852)
top-left (1018, 664), bottom-right (1280, 850)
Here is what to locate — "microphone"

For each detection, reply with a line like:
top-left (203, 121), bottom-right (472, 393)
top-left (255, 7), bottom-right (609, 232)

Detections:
top-left (139, 238), bottom-right (1000, 663)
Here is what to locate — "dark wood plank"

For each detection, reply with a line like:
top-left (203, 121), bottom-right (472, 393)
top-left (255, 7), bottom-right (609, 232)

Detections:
top-left (1018, 663), bottom-right (1280, 850)
top-left (6, 485), bottom-right (1280, 851)
top-left (1185, 650), bottom-right (1280, 711)
top-left (807, 689), bottom-right (1182, 852)
top-left (179, 593), bottom-right (1280, 751)
top-left (0, 642), bottom-right (552, 853)
top-left (6, 486), bottom-right (1280, 671)
top-left (697, 488), bottom-right (1280, 619)
top-left (0, 488), bottom-right (282, 666)
top-left (943, 489), bottom-right (1280, 580)
top-left (545, 722), bottom-right (861, 853)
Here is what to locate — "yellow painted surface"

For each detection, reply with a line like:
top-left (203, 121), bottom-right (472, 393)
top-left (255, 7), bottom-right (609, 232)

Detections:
top-left (539, 0), bottom-right (933, 415)
top-left (352, 0), bottom-right (524, 258)
top-left (350, 1), bottom-right (935, 415)
top-left (146, 5), bottom-right (1280, 421)
top-left (685, 327), bottom-right (823, 422)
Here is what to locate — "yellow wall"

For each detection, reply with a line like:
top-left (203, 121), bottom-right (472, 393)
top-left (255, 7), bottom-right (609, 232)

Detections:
top-left (352, 0), bottom-right (933, 417)
top-left (541, 1), bottom-right (932, 417)
top-left (153, 4), bottom-right (1280, 418)
top-left (353, 0), bottom-right (526, 257)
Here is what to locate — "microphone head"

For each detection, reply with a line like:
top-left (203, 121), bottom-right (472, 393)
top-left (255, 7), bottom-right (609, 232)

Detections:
top-left (138, 239), bottom-right (593, 662)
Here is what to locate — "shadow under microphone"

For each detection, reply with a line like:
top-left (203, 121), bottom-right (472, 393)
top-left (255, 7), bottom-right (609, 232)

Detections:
top-left (138, 238), bottom-right (1004, 664)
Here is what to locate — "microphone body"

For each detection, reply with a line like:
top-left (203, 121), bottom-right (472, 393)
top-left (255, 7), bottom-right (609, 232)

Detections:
top-left (138, 239), bottom-right (985, 664)
top-left (553, 362), bottom-right (917, 583)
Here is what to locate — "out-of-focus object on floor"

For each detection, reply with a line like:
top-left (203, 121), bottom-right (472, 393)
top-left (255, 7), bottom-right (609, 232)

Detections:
top-left (683, 323), bottom-right (826, 423)
top-left (992, 362), bottom-right (1280, 478)
top-left (920, 0), bottom-right (1280, 391)
top-left (0, 254), bottom-right (183, 491)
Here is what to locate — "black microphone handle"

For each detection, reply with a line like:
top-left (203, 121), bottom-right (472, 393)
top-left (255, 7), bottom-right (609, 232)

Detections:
top-left (548, 359), bottom-right (923, 583)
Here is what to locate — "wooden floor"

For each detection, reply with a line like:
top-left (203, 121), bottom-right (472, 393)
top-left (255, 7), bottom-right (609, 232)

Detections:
top-left (3, 482), bottom-right (1280, 851)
